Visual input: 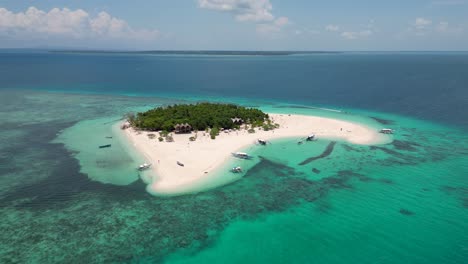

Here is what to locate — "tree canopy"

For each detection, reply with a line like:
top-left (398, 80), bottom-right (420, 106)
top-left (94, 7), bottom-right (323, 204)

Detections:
top-left (132, 103), bottom-right (269, 132)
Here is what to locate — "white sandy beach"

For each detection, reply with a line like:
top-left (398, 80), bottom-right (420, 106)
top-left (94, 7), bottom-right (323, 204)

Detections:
top-left (122, 113), bottom-right (391, 195)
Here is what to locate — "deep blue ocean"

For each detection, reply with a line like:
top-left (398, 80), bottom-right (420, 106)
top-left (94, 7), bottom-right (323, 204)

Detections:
top-left (1, 50), bottom-right (467, 129)
top-left (0, 50), bottom-right (467, 263)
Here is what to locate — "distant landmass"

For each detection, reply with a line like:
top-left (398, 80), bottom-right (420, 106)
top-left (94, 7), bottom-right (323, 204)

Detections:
top-left (49, 50), bottom-right (342, 56)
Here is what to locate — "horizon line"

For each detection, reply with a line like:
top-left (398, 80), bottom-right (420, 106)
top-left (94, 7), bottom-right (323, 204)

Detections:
top-left (1, 48), bottom-right (468, 53)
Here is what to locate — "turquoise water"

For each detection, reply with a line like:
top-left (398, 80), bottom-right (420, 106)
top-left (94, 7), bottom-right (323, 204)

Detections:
top-left (56, 104), bottom-right (390, 196)
top-left (53, 118), bottom-right (145, 185)
top-left (1, 51), bottom-right (467, 263)
top-left (0, 90), bottom-right (467, 263)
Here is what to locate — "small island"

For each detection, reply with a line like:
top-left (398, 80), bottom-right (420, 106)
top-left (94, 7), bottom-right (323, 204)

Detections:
top-left (120, 103), bottom-right (392, 196)
top-left (128, 103), bottom-right (278, 139)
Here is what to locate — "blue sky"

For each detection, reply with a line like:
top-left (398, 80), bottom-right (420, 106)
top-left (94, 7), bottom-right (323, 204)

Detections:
top-left (0, 0), bottom-right (467, 50)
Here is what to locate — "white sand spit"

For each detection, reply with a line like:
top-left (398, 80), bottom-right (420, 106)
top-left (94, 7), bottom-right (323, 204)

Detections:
top-left (122, 113), bottom-right (391, 195)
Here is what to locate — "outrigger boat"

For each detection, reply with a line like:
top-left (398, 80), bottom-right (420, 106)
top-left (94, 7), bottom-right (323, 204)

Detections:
top-left (231, 166), bottom-right (242, 173)
top-left (306, 134), bottom-right (316, 141)
top-left (177, 161), bottom-right (184, 167)
top-left (232, 152), bottom-right (252, 159)
top-left (98, 144), bottom-right (111, 148)
top-left (298, 134), bottom-right (316, 145)
top-left (137, 163), bottom-right (151, 171)
top-left (257, 139), bottom-right (268, 145)
top-left (379, 128), bottom-right (394, 134)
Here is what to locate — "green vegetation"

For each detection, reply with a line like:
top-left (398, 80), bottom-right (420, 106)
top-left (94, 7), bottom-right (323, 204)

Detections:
top-left (210, 127), bottom-right (220, 139)
top-left (262, 120), bottom-right (279, 131)
top-left (132, 103), bottom-right (270, 132)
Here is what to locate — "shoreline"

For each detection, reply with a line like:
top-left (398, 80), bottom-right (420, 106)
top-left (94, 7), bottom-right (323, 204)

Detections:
top-left (121, 113), bottom-right (392, 196)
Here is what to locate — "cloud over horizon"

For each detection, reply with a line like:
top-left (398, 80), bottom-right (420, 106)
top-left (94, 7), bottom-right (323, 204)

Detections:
top-left (0, 6), bottom-right (159, 47)
top-left (198, 0), bottom-right (290, 35)
top-left (198, 0), bottom-right (274, 22)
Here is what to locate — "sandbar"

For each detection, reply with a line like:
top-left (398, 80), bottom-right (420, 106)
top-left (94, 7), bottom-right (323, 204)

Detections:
top-left (121, 113), bottom-right (391, 195)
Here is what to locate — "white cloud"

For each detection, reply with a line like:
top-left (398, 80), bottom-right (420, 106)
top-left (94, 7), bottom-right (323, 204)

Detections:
top-left (341, 30), bottom-right (372, 40)
top-left (407, 18), bottom-right (463, 37)
top-left (407, 18), bottom-right (433, 36)
top-left (198, 1), bottom-right (289, 35)
top-left (198, 0), bottom-right (274, 22)
top-left (0, 6), bottom-right (158, 41)
top-left (414, 17), bottom-right (432, 29)
top-left (325, 24), bottom-right (340, 32)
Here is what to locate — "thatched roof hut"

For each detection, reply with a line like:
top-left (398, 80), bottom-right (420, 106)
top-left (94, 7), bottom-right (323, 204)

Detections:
top-left (231, 117), bottom-right (243, 125)
top-left (174, 123), bottom-right (192, 133)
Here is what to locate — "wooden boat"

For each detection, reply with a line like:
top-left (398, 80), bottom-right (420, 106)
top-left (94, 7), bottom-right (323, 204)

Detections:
top-left (177, 161), bottom-right (184, 167)
top-left (137, 163), bottom-right (151, 171)
top-left (98, 144), bottom-right (111, 148)
top-left (379, 128), bottom-right (394, 134)
top-left (257, 139), bottom-right (267, 145)
top-left (232, 152), bottom-right (251, 159)
top-left (306, 134), bottom-right (316, 141)
top-left (231, 166), bottom-right (242, 173)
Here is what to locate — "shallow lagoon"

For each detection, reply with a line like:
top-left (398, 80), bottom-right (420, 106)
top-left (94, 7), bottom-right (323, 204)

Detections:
top-left (56, 102), bottom-right (390, 196)
top-left (0, 90), bottom-right (467, 263)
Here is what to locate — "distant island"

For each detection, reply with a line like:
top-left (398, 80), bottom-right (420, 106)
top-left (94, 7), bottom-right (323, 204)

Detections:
top-left (128, 103), bottom-right (277, 138)
top-left (50, 50), bottom-right (342, 56)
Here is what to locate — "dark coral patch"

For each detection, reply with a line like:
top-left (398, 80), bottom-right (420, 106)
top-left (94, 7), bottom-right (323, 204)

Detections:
top-left (392, 140), bottom-right (420, 152)
top-left (399, 209), bottom-right (414, 216)
top-left (299, 141), bottom-right (337, 165)
top-left (370, 116), bottom-right (394, 125)
top-left (341, 144), bottom-right (362, 152)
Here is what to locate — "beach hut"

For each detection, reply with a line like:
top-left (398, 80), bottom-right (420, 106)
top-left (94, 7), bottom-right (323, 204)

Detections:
top-left (174, 124), bottom-right (181, 133)
top-left (185, 123), bottom-right (192, 132)
top-left (174, 123), bottom-right (192, 133)
top-left (231, 117), bottom-right (244, 125)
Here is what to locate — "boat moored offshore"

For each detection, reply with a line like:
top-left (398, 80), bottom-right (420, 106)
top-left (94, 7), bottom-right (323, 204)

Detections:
top-left (232, 152), bottom-right (252, 159)
top-left (137, 163), bottom-right (151, 171)
top-left (379, 128), bottom-right (394, 134)
top-left (231, 166), bottom-right (242, 173)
